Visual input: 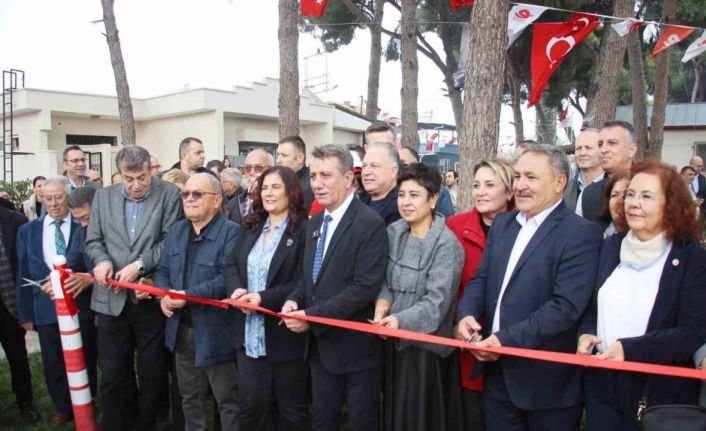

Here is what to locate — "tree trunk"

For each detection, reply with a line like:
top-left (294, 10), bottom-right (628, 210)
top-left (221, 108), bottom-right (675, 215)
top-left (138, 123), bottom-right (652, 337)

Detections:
top-left (506, 54), bottom-right (524, 144)
top-left (692, 60), bottom-right (703, 103)
top-left (437, 0), bottom-right (463, 128)
top-left (648, 0), bottom-right (678, 160)
top-left (400, 0), bottom-right (419, 148)
top-left (278, 0), bottom-right (300, 138)
top-left (101, 0), bottom-right (136, 146)
top-left (457, 0), bottom-right (509, 211)
top-left (627, 30), bottom-right (649, 158)
top-left (535, 101), bottom-right (556, 146)
top-left (585, 0), bottom-right (632, 128)
top-left (365, 0), bottom-right (385, 122)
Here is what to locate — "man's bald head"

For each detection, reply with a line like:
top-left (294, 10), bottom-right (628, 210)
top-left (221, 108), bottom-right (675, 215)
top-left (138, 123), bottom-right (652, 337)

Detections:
top-left (690, 156), bottom-right (704, 174)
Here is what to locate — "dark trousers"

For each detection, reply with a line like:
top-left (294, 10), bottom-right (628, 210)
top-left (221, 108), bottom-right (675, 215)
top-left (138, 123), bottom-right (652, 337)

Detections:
top-left (483, 365), bottom-right (582, 431)
top-left (175, 324), bottom-right (239, 431)
top-left (236, 348), bottom-right (309, 431)
top-left (584, 370), bottom-right (640, 431)
top-left (0, 300), bottom-right (33, 406)
top-left (310, 350), bottom-right (381, 431)
top-left (36, 319), bottom-right (98, 415)
top-left (97, 300), bottom-right (166, 431)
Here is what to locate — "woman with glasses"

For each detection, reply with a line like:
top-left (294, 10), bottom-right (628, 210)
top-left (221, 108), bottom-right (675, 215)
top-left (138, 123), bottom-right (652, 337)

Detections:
top-left (447, 159), bottom-right (515, 430)
top-left (577, 159), bottom-right (706, 430)
top-left (226, 165), bottom-right (309, 430)
top-left (373, 163), bottom-right (464, 431)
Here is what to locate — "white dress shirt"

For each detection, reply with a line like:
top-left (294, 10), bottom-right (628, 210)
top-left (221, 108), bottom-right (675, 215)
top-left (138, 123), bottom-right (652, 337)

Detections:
top-left (692, 174), bottom-right (701, 194)
top-left (575, 171), bottom-right (605, 217)
top-left (491, 199), bottom-right (562, 333)
top-left (42, 213), bottom-right (72, 269)
top-left (596, 246), bottom-right (671, 352)
top-left (320, 191), bottom-right (355, 257)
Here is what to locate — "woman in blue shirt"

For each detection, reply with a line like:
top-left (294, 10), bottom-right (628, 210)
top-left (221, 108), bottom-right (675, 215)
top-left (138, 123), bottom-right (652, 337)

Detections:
top-left (226, 165), bottom-right (309, 430)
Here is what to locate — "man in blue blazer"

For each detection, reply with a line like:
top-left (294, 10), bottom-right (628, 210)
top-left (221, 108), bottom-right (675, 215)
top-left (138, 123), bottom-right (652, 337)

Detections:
top-left (456, 145), bottom-right (603, 431)
top-left (16, 176), bottom-right (96, 427)
top-left (154, 173), bottom-right (240, 431)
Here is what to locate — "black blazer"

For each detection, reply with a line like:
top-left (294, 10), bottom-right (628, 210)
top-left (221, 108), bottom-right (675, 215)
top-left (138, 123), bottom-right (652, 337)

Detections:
top-left (0, 207), bottom-right (27, 276)
top-left (225, 218), bottom-right (308, 364)
top-left (288, 196), bottom-right (388, 374)
top-left (458, 201), bottom-right (603, 410)
top-left (579, 235), bottom-right (706, 406)
top-left (580, 177), bottom-right (608, 228)
top-left (696, 173), bottom-right (706, 215)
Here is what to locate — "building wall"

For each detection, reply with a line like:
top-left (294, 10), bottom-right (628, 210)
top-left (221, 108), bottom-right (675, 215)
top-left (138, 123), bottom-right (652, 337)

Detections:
top-left (661, 129), bottom-right (706, 168)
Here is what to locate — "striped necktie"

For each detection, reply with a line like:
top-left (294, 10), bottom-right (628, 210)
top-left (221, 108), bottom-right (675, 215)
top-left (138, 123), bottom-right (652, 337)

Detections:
top-left (53, 219), bottom-right (67, 256)
top-left (312, 215), bottom-right (333, 284)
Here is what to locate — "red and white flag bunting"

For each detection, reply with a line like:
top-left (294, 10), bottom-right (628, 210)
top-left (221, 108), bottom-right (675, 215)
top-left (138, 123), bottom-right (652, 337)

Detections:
top-left (450, 0), bottom-right (474, 13)
top-left (612, 18), bottom-right (643, 37)
top-left (682, 30), bottom-right (706, 63)
top-left (528, 13), bottom-right (600, 107)
top-left (652, 25), bottom-right (695, 58)
top-left (301, 0), bottom-right (328, 19)
top-left (507, 4), bottom-right (548, 48)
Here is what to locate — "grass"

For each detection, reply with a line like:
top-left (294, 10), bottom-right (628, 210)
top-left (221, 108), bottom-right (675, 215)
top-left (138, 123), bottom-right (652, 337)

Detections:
top-left (0, 352), bottom-right (75, 431)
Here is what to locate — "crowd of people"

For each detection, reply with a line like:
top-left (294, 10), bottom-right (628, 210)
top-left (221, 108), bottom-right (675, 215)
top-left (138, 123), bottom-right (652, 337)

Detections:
top-left (0, 120), bottom-right (704, 431)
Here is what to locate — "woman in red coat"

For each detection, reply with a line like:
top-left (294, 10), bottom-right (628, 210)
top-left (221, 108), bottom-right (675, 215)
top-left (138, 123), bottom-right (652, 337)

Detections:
top-left (447, 159), bottom-right (515, 430)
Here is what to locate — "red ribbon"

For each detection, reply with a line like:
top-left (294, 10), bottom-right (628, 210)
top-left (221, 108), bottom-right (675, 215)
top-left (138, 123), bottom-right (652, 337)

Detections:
top-left (63, 270), bottom-right (706, 381)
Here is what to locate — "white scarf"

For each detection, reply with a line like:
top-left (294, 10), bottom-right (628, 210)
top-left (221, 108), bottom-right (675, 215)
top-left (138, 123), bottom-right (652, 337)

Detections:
top-left (620, 231), bottom-right (669, 270)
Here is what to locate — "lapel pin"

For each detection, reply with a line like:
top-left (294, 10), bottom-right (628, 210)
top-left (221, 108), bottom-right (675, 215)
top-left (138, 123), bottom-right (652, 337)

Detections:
top-left (286, 239), bottom-right (294, 247)
top-left (672, 259), bottom-right (679, 266)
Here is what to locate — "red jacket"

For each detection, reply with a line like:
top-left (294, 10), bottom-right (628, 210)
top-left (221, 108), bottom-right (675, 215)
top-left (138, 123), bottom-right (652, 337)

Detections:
top-left (446, 209), bottom-right (486, 392)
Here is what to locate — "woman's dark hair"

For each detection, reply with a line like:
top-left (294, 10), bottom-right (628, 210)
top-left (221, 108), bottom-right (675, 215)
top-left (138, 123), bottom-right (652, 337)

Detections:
top-left (396, 163), bottom-right (441, 196)
top-left (244, 166), bottom-right (307, 234)
top-left (32, 176), bottom-right (46, 187)
top-left (598, 172), bottom-right (630, 231)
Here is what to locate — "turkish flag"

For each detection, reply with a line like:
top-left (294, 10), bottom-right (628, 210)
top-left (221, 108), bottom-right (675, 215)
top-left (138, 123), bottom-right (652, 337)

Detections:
top-left (450, 0), bottom-right (474, 13)
top-left (301, 0), bottom-right (328, 18)
top-left (528, 13), bottom-right (600, 107)
top-left (652, 25), bottom-right (695, 58)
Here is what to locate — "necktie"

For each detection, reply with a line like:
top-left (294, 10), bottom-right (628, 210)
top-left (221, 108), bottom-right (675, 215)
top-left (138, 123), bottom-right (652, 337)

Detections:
top-left (312, 215), bottom-right (333, 284)
top-left (53, 219), bottom-right (67, 256)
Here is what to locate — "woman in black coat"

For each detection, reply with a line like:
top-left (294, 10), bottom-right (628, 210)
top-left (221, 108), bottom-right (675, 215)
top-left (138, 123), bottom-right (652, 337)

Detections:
top-left (577, 159), bottom-right (706, 431)
top-left (225, 165), bottom-right (309, 431)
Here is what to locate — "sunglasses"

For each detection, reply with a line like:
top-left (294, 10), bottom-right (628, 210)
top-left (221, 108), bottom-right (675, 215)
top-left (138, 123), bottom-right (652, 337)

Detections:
top-left (242, 164), bottom-right (268, 174)
top-left (180, 190), bottom-right (219, 200)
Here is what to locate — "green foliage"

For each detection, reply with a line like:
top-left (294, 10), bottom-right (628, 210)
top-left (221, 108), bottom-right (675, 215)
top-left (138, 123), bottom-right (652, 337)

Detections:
top-left (300, 0), bottom-right (368, 53)
top-left (0, 179), bottom-right (32, 209)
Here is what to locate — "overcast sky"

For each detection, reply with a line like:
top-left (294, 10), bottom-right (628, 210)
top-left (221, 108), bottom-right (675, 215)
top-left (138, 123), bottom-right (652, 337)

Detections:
top-left (0, 0), bottom-right (560, 148)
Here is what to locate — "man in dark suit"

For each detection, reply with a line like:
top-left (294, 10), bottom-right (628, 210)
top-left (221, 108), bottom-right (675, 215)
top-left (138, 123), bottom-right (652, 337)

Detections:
top-left (283, 144), bottom-right (388, 431)
top-left (86, 146), bottom-right (182, 430)
top-left (16, 176), bottom-right (97, 427)
top-left (580, 121), bottom-right (637, 226)
top-left (276, 135), bottom-right (315, 211)
top-left (563, 129), bottom-right (603, 213)
top-left (689, 156), bottom-right (706, 219)
top-left (456, 144), bottom-right (603, 431)
top-left (0, 207), bottom-right (39, 423)
top-left (360, 142), bottom-right (401, 226)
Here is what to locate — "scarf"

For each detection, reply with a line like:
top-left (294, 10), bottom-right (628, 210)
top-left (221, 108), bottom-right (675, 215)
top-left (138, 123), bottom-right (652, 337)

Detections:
top-left (620, 230), bottom-right (670, 270)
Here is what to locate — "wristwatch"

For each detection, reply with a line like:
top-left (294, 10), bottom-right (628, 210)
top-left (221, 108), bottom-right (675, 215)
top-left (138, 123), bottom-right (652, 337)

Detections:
top-left (136, 258), bottom-right (146, 276)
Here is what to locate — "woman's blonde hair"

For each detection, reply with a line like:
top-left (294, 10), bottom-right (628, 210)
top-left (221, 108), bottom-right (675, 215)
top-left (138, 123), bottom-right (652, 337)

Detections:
top-left (161, 169), bottom-right (190, 186)
top-left (472, 159), bottom-right (516, 210)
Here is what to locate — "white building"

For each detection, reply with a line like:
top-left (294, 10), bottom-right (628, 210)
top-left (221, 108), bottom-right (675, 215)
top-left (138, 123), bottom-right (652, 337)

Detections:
top-left (8, 77), bottom-right (369, 183)
top-left (614, 103), bottom-right (706, 168)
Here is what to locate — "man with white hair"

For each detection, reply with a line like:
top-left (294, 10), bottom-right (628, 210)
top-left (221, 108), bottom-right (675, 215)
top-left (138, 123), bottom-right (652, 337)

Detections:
top-left (230, 149), bottom-right (274, 224)
top-left (690, 156), bottom-right (706, 219)
top-left (360, 142), bottom-right (401, 225)
top-left (16, 176), bottom-right (97, 427)
top-left (220, 167), bottom-right (245, 225)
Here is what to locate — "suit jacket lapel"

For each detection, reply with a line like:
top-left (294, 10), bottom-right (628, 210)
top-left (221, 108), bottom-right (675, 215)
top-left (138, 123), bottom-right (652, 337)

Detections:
top-left (132, 184), bottom-right (160, 245)
top-left (317, 199), bottom-right (357, 281)
top-left (110, 186), bottom-right (131, 247)
top-left (266, 230), bottom-right (296, 288)
top-left (646, 244), bottom-right (685, 332)
top-left (32, 217), bottom-right (50, 275)
top-left (507, 203), bottom-right (567, 286)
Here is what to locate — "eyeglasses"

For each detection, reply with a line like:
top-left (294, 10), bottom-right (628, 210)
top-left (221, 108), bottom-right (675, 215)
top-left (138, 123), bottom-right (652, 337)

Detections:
top-left (624, 190), bottom-right (663, 205)
top-left (65, 158), bottom-right (86, 164)
top-left (180, 190), bottom-right (219, 200)
top-left (242, 164), bottom-right (268, 174)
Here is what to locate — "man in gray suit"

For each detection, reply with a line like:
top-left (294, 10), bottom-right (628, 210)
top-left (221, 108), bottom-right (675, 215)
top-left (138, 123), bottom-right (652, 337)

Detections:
top-left (563, 129), bottom-right (603, 213)
top-left (86, 146), bottom-right (182, 431)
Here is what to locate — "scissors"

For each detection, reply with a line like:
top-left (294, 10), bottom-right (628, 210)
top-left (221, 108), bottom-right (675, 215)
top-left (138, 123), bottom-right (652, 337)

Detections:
top-left (21, 277), bottom-right (49, 290)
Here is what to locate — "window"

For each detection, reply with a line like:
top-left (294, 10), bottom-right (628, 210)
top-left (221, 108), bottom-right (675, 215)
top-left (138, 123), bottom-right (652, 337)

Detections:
top-left (695, 142), bottom-right (706, 160)
top-left (66, 134), bottom-right (117, 147)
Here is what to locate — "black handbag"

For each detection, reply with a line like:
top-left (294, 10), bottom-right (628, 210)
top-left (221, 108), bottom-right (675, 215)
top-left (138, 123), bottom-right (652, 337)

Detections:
top-left (637, 378), bottom-right (706, 431)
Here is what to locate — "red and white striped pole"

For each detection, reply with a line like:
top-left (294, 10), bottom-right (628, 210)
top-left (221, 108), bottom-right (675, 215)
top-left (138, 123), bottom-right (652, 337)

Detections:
top-left (51, 256), bottom-right (97, 431)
